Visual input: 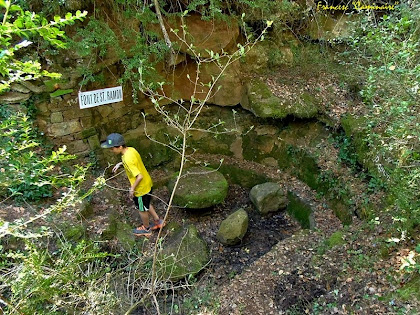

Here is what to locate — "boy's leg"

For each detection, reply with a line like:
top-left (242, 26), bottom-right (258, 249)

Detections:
top-left (132, 196), bottom-right (152, 236)
top-left (139, 211), bottom-right (150, 228)
top-left (148, 204), bottom-right (160, 221)
top-left (142, 192), bottom-right (165, 230)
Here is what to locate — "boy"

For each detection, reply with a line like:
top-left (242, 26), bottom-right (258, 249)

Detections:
top-left (101, 133), bottom-right (164, 236)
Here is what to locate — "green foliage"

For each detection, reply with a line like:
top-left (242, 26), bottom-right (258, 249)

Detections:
top-left (316, 170), bottom-right (350, 200)
top-left (333, 133), bottom-right (359, 170)
top-left (341, 1), bottom-right (420, 232)
top-left (184, 0), bottom-right (299, 21)
top-left (175, 284), bottom-right (219, 314)
top-left (0, 237), bottom-right (119, 314)
top-left (326, 231), bottom-right (345, 248)
top-left (71, 9), bottom-right (167, 98)
top-left (0, 1), bottom-right (87, 93)
top-left (0, 110), bottom-right (88, 200)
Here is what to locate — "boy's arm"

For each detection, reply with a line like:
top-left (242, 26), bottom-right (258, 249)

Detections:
top-left (129, 173), bottom-right (143, 198)
top-left (112, 162), bottom-right (123, 173)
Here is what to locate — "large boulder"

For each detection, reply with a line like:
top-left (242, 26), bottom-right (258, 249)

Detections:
top-left (241, 78), bottom-right (319, 119)
top-left (101, 212), bottom-right (136, 250)
top-left (245, 41), bottom-right (294, 74)
top-left (149, 13), bottom-right (239, 58)
top-left (155, 58), bottom-right (244, 106)
top-left (216, 208), bottom-right (249, 245)
top-left (250, 182), bottom-right (288, 214)
top-left (168, 166), bottom-right (228, 209)
top-left (157, 224), bottom-right (210, 281)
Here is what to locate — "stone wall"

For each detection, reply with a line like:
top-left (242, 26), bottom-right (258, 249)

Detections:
top-left (36, 92), bottom-right (141, 155)
top-left (0, 8), bottom-right (350, 161)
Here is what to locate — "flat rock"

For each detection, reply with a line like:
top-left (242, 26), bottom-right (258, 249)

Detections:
top-left (250, 182), bottom-right (288, 214)
top-left (157, 224), bottom-right (210, 281)
top-left (169, 166), bottom-right (228, 209)
top-left (217, 208), bottom-right (249, 245)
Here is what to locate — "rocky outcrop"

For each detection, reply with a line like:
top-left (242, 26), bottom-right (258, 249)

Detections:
top-left (149, 13), bottom-right (239, 58)
top-left (250, 182), bottom-right (288, 214)
top-left (168, 166), bottom-right (228, 209)
top-left (217, 208), bottom-right (249, 245)
top-left (159, 58), bottom-right (243, 106)
top-left (241, 78), bottom-right (319, 119)
top-left (157, 224), bottom-right (210, 281)
top-left (307, 13), bottom-right (356, 40)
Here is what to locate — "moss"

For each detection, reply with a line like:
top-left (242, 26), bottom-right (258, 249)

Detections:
top-left (279, 146), bottom-right (320, 190)
top-left (77, 200), bottom-right (94, 219)
top-left (341, 114), bottom-right (374, 171)
top-left (126, 137), bottom-right (174, 168)
top-left (168, 167), bottom-right (228, 209)
top-left (247, 79), bottom-right (289, 119)
top-left (157, 225), bottom-right (210, 281)
top-left (297, 92), bottom-right (319, 118)
top-left (246, 79), bottom-right (320, 119)
top-left (191, 133), bottom-right (233, 156)
top-left (63, 224), bottom-right (86, 241)
top-left (217, 164), bottom-right (268, 189)
top-left (326, 230), bottom-right (345, 247)
top-left (287, 191), bottom-right (312, 229)
top-left (242, 130), bottom-right (275, 162)
top-left (396, 274), bottom-right (420, 301)
top-left (102, 212), bottom-right (136, 250)
top-left (81, 127), bottom-right (97, 139)
top-left (328, 198), bottom-right (353, 225)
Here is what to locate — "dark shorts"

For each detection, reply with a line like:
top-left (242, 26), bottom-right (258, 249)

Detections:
top-left (133, 190), bottom-right (152, 212)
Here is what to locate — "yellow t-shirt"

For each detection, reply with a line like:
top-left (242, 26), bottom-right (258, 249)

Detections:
top-left (121, 147), bottom-right (153, 197)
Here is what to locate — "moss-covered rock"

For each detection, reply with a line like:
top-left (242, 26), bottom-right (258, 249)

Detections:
top-left (341, 115), bottom-right (371, 166)
top-left (168, 166), bottom-right (228, 209)
top-left (101, 212), bottom-right (136, 250)
top-left (217, 164), bottom-right (269, 189)
top-left (125, 126), bottom-right (175, 168)
top-left (216, 209), bottom-right (249, 245)
top-left (287, 191), bottom-right (314, 229)
top-left (157, 224), bottom-right (210, 281)
top-left (326, 230), bottom-right (346, 248)
top-left (241, 78), bottom-right (319, 119)
top-left (327, 198), bottom-right (353, 226)
top-left (250, 182), bottom-right (288, 214)
top-left (242, 79), bottom-right (289, 119)
top-left (63, 224), bottom-right (86, 241)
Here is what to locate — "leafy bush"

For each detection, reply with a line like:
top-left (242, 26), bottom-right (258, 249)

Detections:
top-left (0, 238), bottom-right (119, 314)
top-left (341, 1), bottom-right (420, 232)
top-left (0, 110), bottom-right (88, 201)
top-left (0, 1), bottom-right (86, 93)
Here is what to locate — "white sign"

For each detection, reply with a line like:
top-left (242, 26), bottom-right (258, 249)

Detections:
top-left (78, 86), bottom-right (123, 109)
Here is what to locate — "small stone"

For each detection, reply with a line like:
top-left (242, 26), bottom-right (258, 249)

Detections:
top-left (50, 112), bottom-right (63, 123)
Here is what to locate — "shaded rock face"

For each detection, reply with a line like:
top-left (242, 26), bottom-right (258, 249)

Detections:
top-left (168, 166), bottom-right (228, 209)
top-left (307, 13), bottom-right (356, 40)
top-left (286, 191), bottom-right (314, 229)
top-left (150, 13), bottom-right (239, 58)
top-left (217, 208), bottom-right (249, 245)
top-left (159, 58), bottom-right (243, 106)
top-left (241, 78), bottom-right (319, 119)
top-left (157, 224), bottom-right (210, 281)
top-left (250, 182), bottom-right (288, 214)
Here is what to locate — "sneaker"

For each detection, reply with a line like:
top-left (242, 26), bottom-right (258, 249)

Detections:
top-left (151, 219), bottom-right (166, 230)
top-left (133, 225), bottom-right (152, 237)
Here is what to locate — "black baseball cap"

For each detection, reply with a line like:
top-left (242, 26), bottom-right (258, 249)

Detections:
top-left (101, 133), bottom-right (125, 148)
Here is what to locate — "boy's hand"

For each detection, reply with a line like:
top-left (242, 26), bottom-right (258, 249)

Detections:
top-left (112, 162), bottom-right (123, 173)
top-left (129, 188), bottom-right (134, 199)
